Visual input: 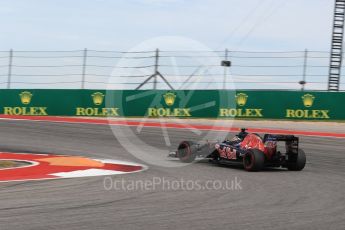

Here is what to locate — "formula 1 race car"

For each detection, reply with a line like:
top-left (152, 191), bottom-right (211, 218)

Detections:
top-left (169, 129), bottom-right (306, 171)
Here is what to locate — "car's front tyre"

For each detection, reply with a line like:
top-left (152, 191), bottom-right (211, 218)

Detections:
top-left (177, 141), bottom-right (197, 163)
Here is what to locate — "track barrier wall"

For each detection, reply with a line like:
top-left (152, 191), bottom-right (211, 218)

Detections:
top-left (0, 90), bottom-right (344, 120)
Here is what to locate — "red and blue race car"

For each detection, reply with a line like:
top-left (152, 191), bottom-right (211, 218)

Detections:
top-left (169, 128), bottom-right (306, 171)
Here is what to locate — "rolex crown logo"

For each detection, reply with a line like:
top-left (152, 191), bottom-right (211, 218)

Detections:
top-left (235, 93), bottom-right (248, 106)
top-left (302, 94), bottom-right (315, 107)
top-left (91, 92), bottom-right (105, 105)
top-left (163, 92), bottom-right (176, 106)
top-left (19, 91), bottom-right (33, 105)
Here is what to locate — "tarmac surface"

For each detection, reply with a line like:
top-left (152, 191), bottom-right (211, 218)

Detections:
top-left (0, 118), bottom-right (344, 230)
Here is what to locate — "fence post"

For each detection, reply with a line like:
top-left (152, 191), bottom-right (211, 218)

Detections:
top-left (7, 49), bottom-right (13, 89)
top-left (81, 48), bottom-right (87, 89)
top-left (301, 49), bottom-right (308, 91)
top-left (223, 48), bottom-right (229, 89)
top-left (153, 49), bottom-right (159, 90)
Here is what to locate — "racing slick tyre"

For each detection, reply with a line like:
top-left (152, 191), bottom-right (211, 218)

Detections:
top-left (177, 141), bottom-right (197, 163)
top-left (287, 149), bottom-right (306, 171)
top-left (243, 149), bottom-right (265, 172)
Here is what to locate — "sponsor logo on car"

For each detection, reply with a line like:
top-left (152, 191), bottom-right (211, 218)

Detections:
top-left (215, 143), bottom-right (237, 160)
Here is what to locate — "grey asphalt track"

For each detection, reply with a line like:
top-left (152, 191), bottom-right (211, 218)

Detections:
top-left (0, 119), bottom-right (344, 230)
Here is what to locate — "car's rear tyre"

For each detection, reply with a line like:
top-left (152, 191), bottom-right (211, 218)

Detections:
top-left (287, 149), bottom-right (306, 171)
top-left (243, 149), bottom-right (265, 171)
top-left (177, 141), bottom-right (197, 163)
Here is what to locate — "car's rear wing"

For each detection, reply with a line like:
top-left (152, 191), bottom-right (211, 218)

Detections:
top-left (263, 134), bottom-right (298, 142)
top-left (263, 134), bottom-right (299, 154)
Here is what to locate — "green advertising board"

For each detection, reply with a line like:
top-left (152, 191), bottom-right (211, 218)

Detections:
top-left (0, 89), bottom-right (344, 120)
